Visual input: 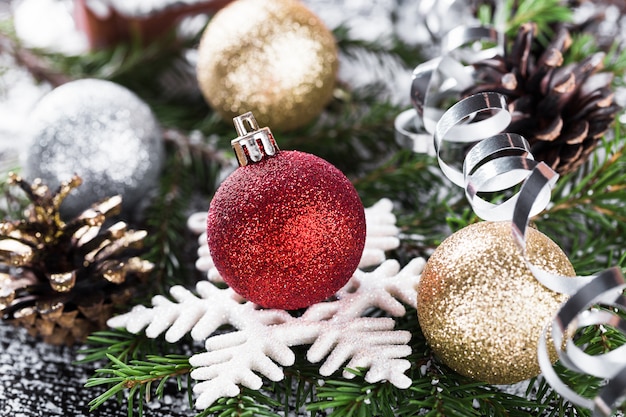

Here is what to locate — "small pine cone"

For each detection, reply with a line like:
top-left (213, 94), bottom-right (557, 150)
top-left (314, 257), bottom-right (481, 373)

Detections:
top-left (0, 174), bottom-right (153, 345)
top-left (465, 22), bottom-right (622, 174)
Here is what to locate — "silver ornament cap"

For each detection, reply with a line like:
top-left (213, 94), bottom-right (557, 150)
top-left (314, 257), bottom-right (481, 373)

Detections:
top-left (231, 112), bottom-right (280, 167)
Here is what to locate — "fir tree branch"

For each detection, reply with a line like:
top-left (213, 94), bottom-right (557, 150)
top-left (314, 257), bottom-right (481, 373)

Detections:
top-left (141, 129), bottom-right (225, 295)
top-left (77, 329), bottom-right (162, 364)
top-left (142, 142), bottom-right (194, 295)
top-left (277, 85), bottom-right (405, 177)
top-left (479, 0), bottom-right (572, 38)
top-left (280, 368), bottom-right (321, 415)
top-left (308, 371), bottom-right (401, 417)
top-left (161, 128), bottom-right (229, 195)
top-left (80, 328), bottom-right (203, 416)
top-left (85, 353), bottom-right (193, 416)
top-left (0, 173), bottom-right (29, 221)
top-left (197, 388), bottom-right (283, 417)
top-left (565, 33), bottom-right (626, 79)
top-left (536, 132), bottom-right (626, 274)
top-left (354, 150), bottom-right (466, 260)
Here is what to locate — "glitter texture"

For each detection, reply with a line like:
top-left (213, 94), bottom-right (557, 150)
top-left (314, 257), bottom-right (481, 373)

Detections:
top-left (206, 150), bottom-right (366, 310)
top-left (196, 0), bottom-right (338, 131)
top-left (416, 221), bottom-right (575, 385)
top-left (25, 79), bottom-right (164, 217)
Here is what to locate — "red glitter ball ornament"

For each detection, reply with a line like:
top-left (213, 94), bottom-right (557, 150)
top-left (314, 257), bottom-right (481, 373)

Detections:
top-left (207, 112), bottom-right (366, 310)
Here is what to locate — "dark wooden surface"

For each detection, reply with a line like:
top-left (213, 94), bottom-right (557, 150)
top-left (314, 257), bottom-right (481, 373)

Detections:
top-left (0, 324), bottom-right (192, 417)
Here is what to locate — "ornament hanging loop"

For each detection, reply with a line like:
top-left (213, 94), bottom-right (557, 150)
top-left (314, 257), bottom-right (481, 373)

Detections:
top-left (231, 112), bottom-right (280, 167)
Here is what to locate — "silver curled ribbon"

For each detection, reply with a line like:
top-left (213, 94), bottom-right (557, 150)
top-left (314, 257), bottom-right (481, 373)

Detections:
top-left (395, 25), bottom-right (501, 154)
top-left (397, 23), bottom-right (626, 416)
top-left (538, 268), bottom-right (626, 416)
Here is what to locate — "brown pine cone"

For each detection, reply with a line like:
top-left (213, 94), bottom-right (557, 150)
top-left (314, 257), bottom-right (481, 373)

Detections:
top-left (465, 22), bottom-right (621, 174)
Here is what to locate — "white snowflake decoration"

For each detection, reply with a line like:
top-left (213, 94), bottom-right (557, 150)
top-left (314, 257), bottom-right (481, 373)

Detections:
top-left (108, 198), bottom-right (423, 410)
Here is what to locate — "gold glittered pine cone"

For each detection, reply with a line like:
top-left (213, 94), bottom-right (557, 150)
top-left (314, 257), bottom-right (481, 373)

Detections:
top-left (0, 173), bottom-right (153, 345)
top-left (465, 22), bottom-right (622, 174)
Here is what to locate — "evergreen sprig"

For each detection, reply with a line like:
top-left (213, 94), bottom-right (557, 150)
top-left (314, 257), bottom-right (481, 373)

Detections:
top-left (78, 329), bottom-right (164, 364)
top-left (530, 307), bottom-right (626, 417)
top-left (333, 24), bottom-right (422, 72)
top-left (197, 388), bottom-right (283, 417)
top-left (141, 128), bottom-right (225, 296)
top-left (353, 150), bottom-right (466, 260)
top-left (141, 139), bottom-right (195, 296)
top-left (85, 353), bottom-right (193, 417)
top-left (0, 173), bottom-right (28, 220)
top-left (308, 372), bottom-right (402, 417)
top-left (478, 0), bottom-right (572, 38)
top-left (537, 131), bottom-right (626, 275)
top-left (565, 33), bottom-right (626, 81)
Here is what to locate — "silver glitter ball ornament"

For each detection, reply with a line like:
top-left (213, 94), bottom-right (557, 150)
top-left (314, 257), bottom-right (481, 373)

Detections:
top-left (25, 79), bottom-right (164, 216)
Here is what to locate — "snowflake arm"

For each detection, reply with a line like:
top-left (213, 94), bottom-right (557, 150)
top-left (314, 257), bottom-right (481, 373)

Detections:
top-left (359, 198), bottom-right (400, 268)
top-left (353, 350), bottom-right (412, 388)
top-left (190, 332), bottom-right (289, 387)
top-left (147, 287), bottom-right (209, 341)
top-left (192, 377), bottom-right (244, 410)
top-left (306, 258), bottom-right (424, 321)
top-left (308, 317), bottom-right (412, 385)
top-left (190, 319), bottom-right (322, 409)
top-left (193, 234), bottom-right (213, 272)
top-left (107, 281), bottom-right (252, 342)
top-left (189, 313), bottom-right (414, 409)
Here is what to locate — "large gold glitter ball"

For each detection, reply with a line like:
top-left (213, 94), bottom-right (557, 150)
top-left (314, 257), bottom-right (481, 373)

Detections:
top-left (196, 0), bottom-right (338, 131)
top-left (417, 221), bottom-right (575, 385)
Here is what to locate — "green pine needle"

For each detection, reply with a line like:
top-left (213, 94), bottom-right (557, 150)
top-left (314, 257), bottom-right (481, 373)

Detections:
top-left (0, 174), bottom-right (29, 220)
top-left (537, 130), bottom-right (626, 275)
top-left (198, 389), bottom-right (283, 417)
top-left (77, 329), bottom-right (161, 364)
top-left (496, 0), bottom-right (572, 37)
top-left (85, 353), bottom-right (193, 416)
top-left (565, 33), bottom-right (626, 80)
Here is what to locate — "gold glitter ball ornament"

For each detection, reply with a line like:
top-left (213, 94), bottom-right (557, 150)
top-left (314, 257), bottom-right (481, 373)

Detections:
top-left (416, 221), bottom-right (575, 385)
top-left (196, 0), bottom-right (338, 131)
